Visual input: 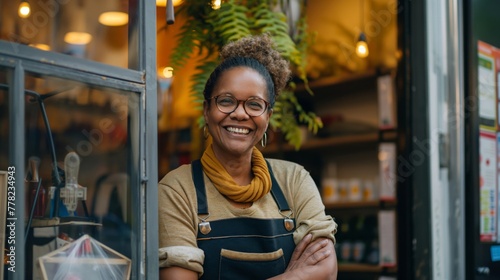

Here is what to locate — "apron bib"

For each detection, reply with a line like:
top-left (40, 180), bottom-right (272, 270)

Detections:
top-left (191, 160), bottom-right (296, 280)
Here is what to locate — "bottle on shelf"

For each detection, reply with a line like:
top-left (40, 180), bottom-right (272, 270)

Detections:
top-left (348, 178), bottom-right (363, 202)
top-left (28, 156), bottom-right (45, 218)
top-left (321, 161), bottom-right (339, 204)
top-left (351, 215), bottom-right (366, 263)
top-left (335, 217), bottom-right (352, 263)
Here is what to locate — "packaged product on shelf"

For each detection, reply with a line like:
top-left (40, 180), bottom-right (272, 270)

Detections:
top-left (378, 210), bottom-right (397, 267)
top-left (348, 178), bottom-right (363, 201)
top-left (362, 179), bottom-right (378, 201)
top-left (338, 180), bottom-right (349, 201)
top-left (378, 143), bottom-right (397, 201)
top-left (377, 74), bottom-right (397, 130)
top-left (349, 215), bottom-right (364, 263)
top-left (337, 220), bottom-right (352, 262)
top-left (322, 178), bottom-right (339, 203)
top-left (27, 156), bottom-right (46, 218)
top-left (352, 240), bottom-right (366, 263)
top-left (321, 161), bottom-right (339, 203)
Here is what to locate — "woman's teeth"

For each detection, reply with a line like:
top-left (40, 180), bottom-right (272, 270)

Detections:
top-left (226, 127), bottom-right (249, 134)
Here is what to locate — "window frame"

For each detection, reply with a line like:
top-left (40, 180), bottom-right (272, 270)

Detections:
top-left (0, 0), bottom-right (158, 279)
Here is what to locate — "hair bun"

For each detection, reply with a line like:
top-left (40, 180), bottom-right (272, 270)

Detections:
top-left (220, 34), bottom-right (291, 96)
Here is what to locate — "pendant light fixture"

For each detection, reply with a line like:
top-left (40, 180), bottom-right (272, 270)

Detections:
top-left (18, 0), bottom-right (31, 18)
top-left (355, 0), bottom-right (369, 58)
top-left (356, 33), bottom-right (369, 58)
top-left (63, 0), bottom-right (92, 47)
top-left (98, 0), bottom-right (129, 26)
top-left (98, 11), bottom-right (129, 26)
top-left (212, 0), bottom-right (221, 9)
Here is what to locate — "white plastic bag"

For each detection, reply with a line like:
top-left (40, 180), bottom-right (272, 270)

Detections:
top-left (38, 234), bottom-right (131, 280)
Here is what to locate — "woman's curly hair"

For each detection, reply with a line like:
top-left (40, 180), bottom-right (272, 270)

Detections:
top-left (203, 34), bottom-right (291, 107)
top-left (220, 34), bottom-right (291, 96)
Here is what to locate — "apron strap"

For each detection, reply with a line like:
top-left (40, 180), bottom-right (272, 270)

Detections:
top-left (191, 159), bottom-right (209, 215)
top-left (266, 160), bottom-right (291, 212)
top-left (191, 159), bottom-right (291, 214)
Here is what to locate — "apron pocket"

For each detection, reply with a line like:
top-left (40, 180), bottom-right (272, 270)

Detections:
top-left (219, 248), bottom-right (286, 280)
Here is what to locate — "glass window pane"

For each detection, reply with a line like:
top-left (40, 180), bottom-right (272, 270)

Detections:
top-left (0, 0), bottom-right (138, 69)
top-left (21, 73), bottom-right (140, 279)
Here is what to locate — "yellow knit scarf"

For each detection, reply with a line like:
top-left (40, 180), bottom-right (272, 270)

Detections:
top-left (200, 145), bottom-right (271, 203)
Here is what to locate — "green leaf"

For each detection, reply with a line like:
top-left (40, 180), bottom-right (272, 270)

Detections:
top-left (191, 59), bottom-right (218, 128)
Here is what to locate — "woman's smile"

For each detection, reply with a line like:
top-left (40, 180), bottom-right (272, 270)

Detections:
top-left (225, 126), bottom-right (251, 135)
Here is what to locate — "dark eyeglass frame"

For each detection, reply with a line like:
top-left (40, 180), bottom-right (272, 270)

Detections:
top-left (207, 94), bottom-right (271, 117)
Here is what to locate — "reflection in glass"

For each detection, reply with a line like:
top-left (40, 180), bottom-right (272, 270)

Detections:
top-left (0, 0), bottom-right (137, 69)
top-left (19, 73), bottom-right (140, 278)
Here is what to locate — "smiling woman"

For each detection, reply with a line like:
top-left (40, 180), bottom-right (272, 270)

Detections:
top-left (205, 66), bottom-right (270, 159)
top-left (158, 34), bottom-right (338, 280)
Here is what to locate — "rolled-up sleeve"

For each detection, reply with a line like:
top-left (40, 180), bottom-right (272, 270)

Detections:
top-left (158, 166), bottom-right (205, 275)
top-left (159, 246), bottom-right (204, 275)
top-left (293, 216), bottom-right (337, 245)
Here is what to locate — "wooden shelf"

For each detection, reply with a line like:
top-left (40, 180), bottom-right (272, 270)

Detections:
top-left (295, 70), bottom-right (381, 92)
top-left (324, 200), bottom-right (397, 210)
top-left (262, 132), bottom-right (389, 154)
top-left (338, 263), bottom-right (397, 273)
top-left (324, 200), bottom-right (379, 209)
top-left (29, 217), bottom-right (101, 228)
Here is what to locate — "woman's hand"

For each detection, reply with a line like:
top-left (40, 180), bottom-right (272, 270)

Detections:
top-left (287, 234), bottom-right (331, 270)
top-left (269, 234), bottom-right (338, 280)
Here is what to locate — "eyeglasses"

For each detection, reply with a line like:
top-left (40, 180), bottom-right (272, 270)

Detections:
top-left (208, 95), bottom-right (270, 117)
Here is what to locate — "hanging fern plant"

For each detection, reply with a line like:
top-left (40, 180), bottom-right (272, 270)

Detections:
top-left (169, 0), bottom-right (322, 150)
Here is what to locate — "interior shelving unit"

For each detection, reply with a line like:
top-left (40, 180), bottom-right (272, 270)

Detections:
top-left (262, 69), bottom-right (399, 280)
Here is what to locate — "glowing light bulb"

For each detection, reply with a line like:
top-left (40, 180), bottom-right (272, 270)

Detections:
top-left (162, 67), bottom-right (174, 78)
top-left (156, 0), bottom-right (183, 7)
top-left (18, 1), bottom-right (31, 18)
top-left (212, 0), bottom-right (221, 9)
top-left (98, 11), bottom-right (129, 26)
top-left (356, 41), bottom-right (369, 58)
top-left (64, 32), bottom-right (93, 45)
top-left (355, 33), bottom-right (369, 58)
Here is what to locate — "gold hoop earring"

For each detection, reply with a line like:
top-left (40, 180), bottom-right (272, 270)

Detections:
top-left (260, 132), bottom-right (267, 148)
top-left (203, 125), bottom-right (209, 139)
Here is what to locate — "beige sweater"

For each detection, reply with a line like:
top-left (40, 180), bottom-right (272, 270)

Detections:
top-left (158, 158), bottom-right (337, 275)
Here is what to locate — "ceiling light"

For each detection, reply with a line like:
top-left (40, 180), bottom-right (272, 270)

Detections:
top-left (64, 32), bottom-right (93, 45)
top-left (156, 0), bottom-right (183, 7)
top-left (98, 11), bottom-right (129, 26)
top-left (160, 67), bottom-right (174, 79)
top-left (356, 0), bottom-right (369, 58)
top-left (212, 0), bottom-right (221, 10)
top-left (355, 33), bottom-right (369, 58)
top-left (18, 1), bottom-right (31, 18)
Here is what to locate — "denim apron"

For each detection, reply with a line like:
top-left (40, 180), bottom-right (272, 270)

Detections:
top-left (191, 159), bottom-right (296, 280)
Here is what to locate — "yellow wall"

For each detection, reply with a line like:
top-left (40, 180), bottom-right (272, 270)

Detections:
top-left (306, 0), bottom-right (398, 78)
top-left (157, 6), bottom-right (202, 132)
